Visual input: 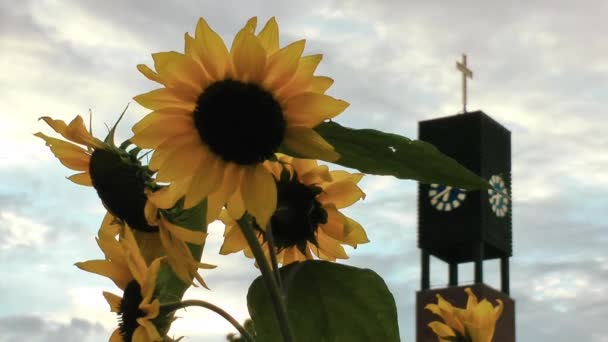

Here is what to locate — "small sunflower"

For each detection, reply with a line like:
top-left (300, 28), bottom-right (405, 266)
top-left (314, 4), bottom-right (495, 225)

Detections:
top-left (37, 115), bottom-right (211, 286)
top-left (132, 16), bottom-right (349, 228)
top-left (426, 288), bottom-right (504, 342)
top-left (75, 215), bottom-right (162, 342)
top-left (219, 155), bottom-right (368, 265)
top-left (35, 115), bottom-right (155, 233)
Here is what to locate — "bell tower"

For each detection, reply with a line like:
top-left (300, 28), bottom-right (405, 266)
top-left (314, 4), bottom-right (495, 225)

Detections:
top-left (415, 55), bottom-right (516, 341)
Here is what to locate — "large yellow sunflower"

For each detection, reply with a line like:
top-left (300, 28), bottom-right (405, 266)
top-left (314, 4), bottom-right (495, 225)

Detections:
top-left (426, 288), bottom-right (504, 342)
top-left (219, 155), bottom-right (368, 265)
top-left (37, 115), bottom-right (211, 286)
top-left (76, 214), bottom-right (162, 342)
top-left (132, 16), bottom-right (349, 228)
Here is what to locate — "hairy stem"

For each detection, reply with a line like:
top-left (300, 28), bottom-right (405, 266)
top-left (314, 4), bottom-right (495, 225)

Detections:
top-left (238, 214), bottom-right (295, 342)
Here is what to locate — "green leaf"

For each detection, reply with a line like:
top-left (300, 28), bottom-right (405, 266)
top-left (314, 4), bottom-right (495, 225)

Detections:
top-left (282, 121), bottom-right (490, 190)
top-left (248, 260), bottom-right (400, 342)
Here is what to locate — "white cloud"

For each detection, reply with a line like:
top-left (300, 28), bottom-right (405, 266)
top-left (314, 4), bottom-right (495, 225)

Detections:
top-left (0, 212), bottom-right (49, 250)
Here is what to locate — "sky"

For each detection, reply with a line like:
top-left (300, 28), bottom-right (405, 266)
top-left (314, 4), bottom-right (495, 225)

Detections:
top-left (1, 0), bottom-right (607, 341)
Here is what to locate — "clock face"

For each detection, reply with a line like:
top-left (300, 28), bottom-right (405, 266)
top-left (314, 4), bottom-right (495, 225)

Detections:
top-left (488, 175), bottom-right (509, 217)
top-left (428, 184), bottom-right (467, 211)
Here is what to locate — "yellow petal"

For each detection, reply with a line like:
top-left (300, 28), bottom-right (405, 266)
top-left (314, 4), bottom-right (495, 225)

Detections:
top-left (329, 170), bottom-right (364, 184)
top-left (288, 157), bottom-right (316, 175)
top-left (130, 114), bottom-right (194, 149)
top-left (184, 154), bottom-right (225, 208)
top-left (240, 164), bottom-right (277, 228)
top-left (276, 54), bottom-right (322, 98)
top-left (318, 179), bottom-right (365, 209)
top-left (264, 40), bottom-right (306, 91)
top-left (152, 52), bottom-right (206, 97)
top-left (68, 172), bottom-right (92, 186)
top-left (227, 188), bottom-right (246, 219)
top-left (464, 287), bottom-right (479, 310)
top-left (133, 88), bottom-right (196, 111)
top-left (257, 17), bottom-right (279, 54)
top-left (147, 134), bottom-right (201, 171)
top-left (316, 230), bottom-right (348, 259)
top-left (220, 224), bottom-right (248, 254)
top-left (428, 321), bottom-right (456, 339)
top-left (109, 329), bottom-right (123, 342)
top-left (155, 139), bottom-right (204, 182)
top-left (231, 30), bottom-right (267, 83)
top-left (137, 64), bottom-right (163, 84)
top-left (284, 92), bottom-right (349, 127)
top-left (161, 216), bottom-right (206, 244)
top-left (75, 260), bottom-right (131, 290)
top-left (132, 326), bottom-right (151, 342)
top-left (142, 259), bottom-right (162, 303)
top-left (137, 318), bottom-right (162, 341)
top-left (65, 115), bottom-right (102, 148)
top-left (194, 18), bottom-right (229, 81)
top-left (300, 164), bottom-right (331, 185)
top-left (343, 217), bottom-right (369, 245)
top-left (284, 126), bottom-right (340, 162)
top-left (103, 291), bottom-right (122, 312)
top-left (206, 163), bottom-right (241, 223)
top-left (309, 76), bottom-right (334, 94)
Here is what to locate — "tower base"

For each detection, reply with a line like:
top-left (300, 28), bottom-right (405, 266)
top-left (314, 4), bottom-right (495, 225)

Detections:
top-left (416, 283), bottom-right (515, 342)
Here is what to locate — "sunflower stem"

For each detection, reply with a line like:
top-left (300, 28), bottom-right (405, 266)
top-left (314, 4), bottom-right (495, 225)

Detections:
top-left (164, 300), bottom-right (254, 342)
top-left (238, 214), bottom-right (295, 342)
top-left (265, 222), bottom-right (284, 291)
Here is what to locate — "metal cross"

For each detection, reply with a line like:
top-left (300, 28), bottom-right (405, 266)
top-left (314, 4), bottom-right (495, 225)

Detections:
top-left (456, 53), bottom-right (473, 113)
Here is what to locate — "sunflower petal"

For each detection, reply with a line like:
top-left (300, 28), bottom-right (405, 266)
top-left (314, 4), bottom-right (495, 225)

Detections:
top-left (220, 224), bottom-right (248, 254)
top-left (276, 54), bottom-right (322, 98)
top-left (155, 139), bottom-right (204, 182)
top-left (137, 64), bottom-right (163, 84)
top-left (133, 88), bottom-right (196, 111)
top-left (68, 172), bottom-right (92, 186)
top-left (184, 155), bottom-right (225, 208)
top-left (316, 230), bottom-right (348, 259)
top-left (131, 114), bottom-right (194, 149)
top-left (258, 17), bottom-right (279, 53)
top-left (194, 18), bottom-right (229, 81)
top-left (343, 217), bottom-right (369, 245)
top-left (75, 260), bottom-right (131, 290)
top-left (264, 39), bottom-right (306, 91)
top-left (284, 92), bottom-right (349, 127)
top-left (161, 216), bottom-right (206, 245)
top-left (231, 30), bottom-right (267, 83)
top-left (309, 76), bottom-right (334, 94)
top-left (428, 321), bottom-right (456, 339)
top-left (318, 179), bottom-right (365, 209)
top-left (284, 126), bottom-right (340, 162)
top-left (102, 291), bottom-right (122, 312)
top-left (240, 164), bottom-right (277, 228)
top-left (206, 162), bottom-right (241, 223)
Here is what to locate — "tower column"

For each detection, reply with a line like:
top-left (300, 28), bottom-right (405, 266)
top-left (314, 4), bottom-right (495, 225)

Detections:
top-left (448, 262), bottom-right (458, 286)
top-left (421, 249), bottom-right (430, 290)
top-left (474, 242), bottom-right (484, 284)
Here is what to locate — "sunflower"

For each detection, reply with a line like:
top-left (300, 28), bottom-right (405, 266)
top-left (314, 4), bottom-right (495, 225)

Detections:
top-left (75, 214), bottom-right (162, 342)
top-left (426, 288), bottom-right (504, 342)
top-left (219, 155), bottom-right (368, 265)
top-left (37, 115), bottom-right (211, 286)
top-left (132, 16), bottom-right (349, 228)
top-left (35, 115), bottom-right (155, 233)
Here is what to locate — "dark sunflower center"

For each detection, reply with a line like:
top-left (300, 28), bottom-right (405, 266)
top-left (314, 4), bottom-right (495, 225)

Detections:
top-left (89, 149), bottom-right (157, 232)
top-left (118, 280), bottom-right (146, 342)
top-left (270, 176), bottom-right (327, 251)
top-left (193, 79), bottom-right (286, 165)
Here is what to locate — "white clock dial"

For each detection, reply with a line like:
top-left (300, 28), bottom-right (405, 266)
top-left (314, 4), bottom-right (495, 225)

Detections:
top-left (428, 184), bottom-right (466, 211)
top-left (488, 175), bottom-right (509, 217)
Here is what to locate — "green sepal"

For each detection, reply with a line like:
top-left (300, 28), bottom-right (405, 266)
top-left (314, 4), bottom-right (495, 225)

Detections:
top-left (281, 121), bottom-right (491, 190)
top-left (104, 103), bottom-right (129, 146)
top-left (247, 260), bottom-right (400, 342)
top-left (152, 198), bottom-right (208, 336)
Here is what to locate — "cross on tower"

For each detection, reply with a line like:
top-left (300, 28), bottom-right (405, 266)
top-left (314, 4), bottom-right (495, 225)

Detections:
top-left (456, 53), bottom-right (473, 113)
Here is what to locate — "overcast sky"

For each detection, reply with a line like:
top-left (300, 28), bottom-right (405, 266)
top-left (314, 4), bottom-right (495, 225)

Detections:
top-left (1, 0), bottom-right (607, 341)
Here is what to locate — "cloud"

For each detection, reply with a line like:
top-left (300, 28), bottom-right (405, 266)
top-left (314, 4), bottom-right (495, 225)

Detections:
top-left (0, 316), bottom-right (108, 342)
